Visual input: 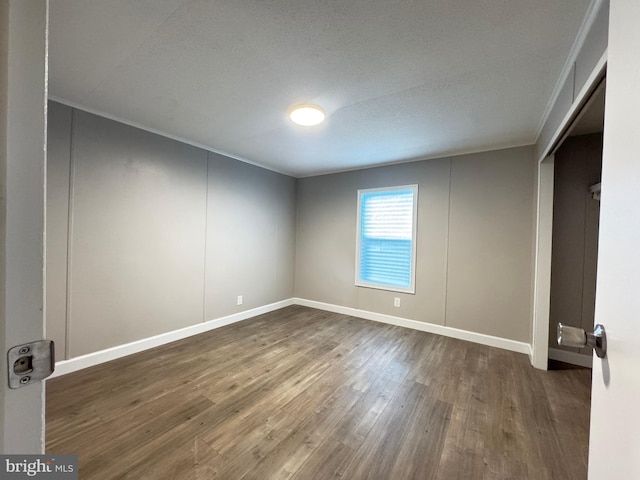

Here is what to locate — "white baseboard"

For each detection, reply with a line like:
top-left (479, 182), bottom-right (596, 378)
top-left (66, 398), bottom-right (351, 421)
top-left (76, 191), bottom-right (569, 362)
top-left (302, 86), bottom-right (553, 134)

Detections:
top-left (293, 298), bottom-right (531, 356)
top-left (49, 299), bottom-right (294, 379)
top-left (50, 297), bottom-right (534, 378)
top-left (548, 347), bottom-right (593, 368)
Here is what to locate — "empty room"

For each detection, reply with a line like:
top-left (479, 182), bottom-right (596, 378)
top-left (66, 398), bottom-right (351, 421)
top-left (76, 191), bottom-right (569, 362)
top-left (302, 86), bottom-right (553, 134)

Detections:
top-left (3, 0), bottom-right (640, 479)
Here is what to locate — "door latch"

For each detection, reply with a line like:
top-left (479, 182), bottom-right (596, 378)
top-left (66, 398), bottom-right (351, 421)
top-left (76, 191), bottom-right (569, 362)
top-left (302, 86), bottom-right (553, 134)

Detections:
top-left (7, 340), bottom-right (55, 389)
top-left (557, 323), bottom-right (607, 358)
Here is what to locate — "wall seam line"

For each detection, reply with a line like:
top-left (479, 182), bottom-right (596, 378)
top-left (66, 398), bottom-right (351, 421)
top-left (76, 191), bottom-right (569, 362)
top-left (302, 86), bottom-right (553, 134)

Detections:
top-left (443, 159), bottom-right (452, 327)
top-left (202, 153), bottom-right (210, 324)
top-left (63, 108), bottom-right (76, 360)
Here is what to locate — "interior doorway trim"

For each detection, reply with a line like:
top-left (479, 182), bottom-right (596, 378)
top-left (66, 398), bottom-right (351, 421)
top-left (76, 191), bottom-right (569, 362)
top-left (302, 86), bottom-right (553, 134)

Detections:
top-left (549, 347), bottom-right (594, 368)
top-left (538, 52), bottom-right (607, 163)
top-left (531, 57), bottom-right (607, 370)
top-left (531, 156), bottom-right (555, 370)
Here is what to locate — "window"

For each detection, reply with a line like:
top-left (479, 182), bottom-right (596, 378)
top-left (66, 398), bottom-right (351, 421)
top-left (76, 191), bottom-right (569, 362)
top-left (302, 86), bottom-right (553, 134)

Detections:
top-left (356, 185), bottom-right (418, 293)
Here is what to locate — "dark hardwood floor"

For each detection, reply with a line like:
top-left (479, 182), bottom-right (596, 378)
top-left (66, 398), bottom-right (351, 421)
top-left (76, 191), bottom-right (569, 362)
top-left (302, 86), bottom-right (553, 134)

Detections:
top-left (46, 306), bottom-right (591, 479)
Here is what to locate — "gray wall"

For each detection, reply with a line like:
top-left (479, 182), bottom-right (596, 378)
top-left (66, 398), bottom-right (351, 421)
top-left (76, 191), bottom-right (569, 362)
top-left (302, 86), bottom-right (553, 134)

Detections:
top-left (549, 133), bottom-right (602, 356)
top-left (205, 153), bottom-right (296, 319)
top-left (295, 147), bottom-right (536, 342)
top-left (46, 102), bottom-right (72, 357)
top-left (46, 102), bottom-right (296, 360)
top-left (47, 101), bottom-right (537, 358)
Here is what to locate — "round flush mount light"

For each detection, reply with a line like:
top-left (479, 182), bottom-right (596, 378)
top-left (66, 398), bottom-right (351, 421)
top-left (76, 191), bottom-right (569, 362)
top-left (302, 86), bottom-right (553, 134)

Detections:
top-left (289, 105), bottom-right (325, 126)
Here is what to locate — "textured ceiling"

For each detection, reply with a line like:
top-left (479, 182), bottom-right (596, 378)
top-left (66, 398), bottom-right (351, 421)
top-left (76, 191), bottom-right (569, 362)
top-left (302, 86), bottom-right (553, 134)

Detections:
top-left (49, 0), bottom-right (592, 177)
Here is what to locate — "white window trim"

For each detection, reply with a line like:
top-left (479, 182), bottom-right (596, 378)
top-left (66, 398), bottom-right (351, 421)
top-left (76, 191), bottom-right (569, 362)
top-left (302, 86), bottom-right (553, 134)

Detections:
top-left (355, 184), bottom-right (418, 294)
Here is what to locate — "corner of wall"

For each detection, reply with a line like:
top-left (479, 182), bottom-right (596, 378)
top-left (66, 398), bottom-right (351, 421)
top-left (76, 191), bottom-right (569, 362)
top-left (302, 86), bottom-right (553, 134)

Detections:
top-left (51, 298), bottom-right (296, 378)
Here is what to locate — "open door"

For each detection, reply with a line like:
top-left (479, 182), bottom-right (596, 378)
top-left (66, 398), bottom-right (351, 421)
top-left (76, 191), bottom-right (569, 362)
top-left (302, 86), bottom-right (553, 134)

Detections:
top-left (588, 0), bottom-right (640, 477)
top-left (0, 0), bottom-right (49, 452)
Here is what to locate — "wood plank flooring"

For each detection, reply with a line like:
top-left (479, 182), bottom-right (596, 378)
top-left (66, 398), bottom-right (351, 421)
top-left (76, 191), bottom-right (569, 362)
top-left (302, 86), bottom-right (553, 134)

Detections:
top-left (46, 306), bottom-right (591, 479)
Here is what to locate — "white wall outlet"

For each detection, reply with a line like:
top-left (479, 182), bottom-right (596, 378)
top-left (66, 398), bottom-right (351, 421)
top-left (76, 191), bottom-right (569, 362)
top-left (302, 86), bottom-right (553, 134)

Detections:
top-left (237, 295), bottom-right (243, 306)
top-left (394, 297), bottom-right (401, 307)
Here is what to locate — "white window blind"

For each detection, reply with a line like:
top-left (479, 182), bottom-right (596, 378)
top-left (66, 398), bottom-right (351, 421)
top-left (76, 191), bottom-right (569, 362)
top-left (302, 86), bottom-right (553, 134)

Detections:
top-left (356, 185), bottom-right (417, 293)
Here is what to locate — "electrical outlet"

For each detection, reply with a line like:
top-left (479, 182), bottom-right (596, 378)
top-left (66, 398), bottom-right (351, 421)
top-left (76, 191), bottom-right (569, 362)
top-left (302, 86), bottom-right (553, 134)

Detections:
top-left (237, 295), bottom-right (243, 306)
top-left (394, 297), bottom-right (401, 307)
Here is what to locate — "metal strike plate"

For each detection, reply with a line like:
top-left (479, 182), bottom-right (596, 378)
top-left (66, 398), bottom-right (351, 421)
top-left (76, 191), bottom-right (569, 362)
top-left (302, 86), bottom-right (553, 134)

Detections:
top-left (8, 340), bottom-right (55, 389)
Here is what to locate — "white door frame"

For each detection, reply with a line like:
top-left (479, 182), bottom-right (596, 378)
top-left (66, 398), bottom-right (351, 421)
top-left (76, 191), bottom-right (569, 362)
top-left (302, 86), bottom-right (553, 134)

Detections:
top-left (531, 54), bottom-right (608, 370)
top-left (0, 0), bottom-right (49, 453)
top-left (530, 156), bottom-right (555, 370)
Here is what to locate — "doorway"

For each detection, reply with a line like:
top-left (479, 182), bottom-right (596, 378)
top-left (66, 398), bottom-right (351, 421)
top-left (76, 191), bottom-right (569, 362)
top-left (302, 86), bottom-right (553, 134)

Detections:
top-left (548, 85), bottom-right (606, 368)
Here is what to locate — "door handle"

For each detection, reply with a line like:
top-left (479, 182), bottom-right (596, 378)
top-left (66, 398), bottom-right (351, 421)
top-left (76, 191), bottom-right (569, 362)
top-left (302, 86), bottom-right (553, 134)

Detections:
top-left (557, 323), bottom-right (607, 358)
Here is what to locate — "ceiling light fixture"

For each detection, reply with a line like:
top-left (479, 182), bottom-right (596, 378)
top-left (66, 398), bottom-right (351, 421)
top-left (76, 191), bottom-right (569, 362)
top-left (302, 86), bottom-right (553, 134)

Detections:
top-left (289, 105), bottom-right (325, 126)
